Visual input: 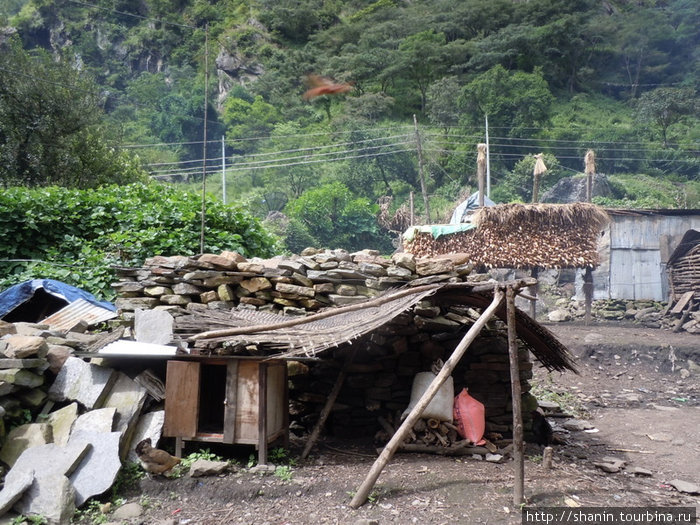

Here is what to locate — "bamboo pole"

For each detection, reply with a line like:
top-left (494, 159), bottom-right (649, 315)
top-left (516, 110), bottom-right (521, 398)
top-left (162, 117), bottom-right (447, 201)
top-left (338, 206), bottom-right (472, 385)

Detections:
top-left (529, 267), bottom-right (539, 319)
top-left (506, 286), bottom-right (524, 505)
top-left (349, 288), bottom-right (504, 509)
top-left (584, 267), bottom-right (593, 326)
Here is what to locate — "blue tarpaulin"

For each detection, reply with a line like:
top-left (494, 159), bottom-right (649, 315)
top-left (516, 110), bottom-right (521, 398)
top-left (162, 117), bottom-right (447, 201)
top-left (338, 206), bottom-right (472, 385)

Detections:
top-left (0, 279), bottom-right (115, 319)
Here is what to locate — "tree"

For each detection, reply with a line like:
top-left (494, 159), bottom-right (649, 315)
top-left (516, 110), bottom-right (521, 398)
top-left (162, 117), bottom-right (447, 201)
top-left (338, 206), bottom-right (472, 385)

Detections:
top-left (459, 65), bottom-right (554, 137)
top-left (636, 87), bottom-right (698, 147)
top-left (0, 38), bottom-right (146, 188)
top-left (285, 182), bottom-right (391, 252)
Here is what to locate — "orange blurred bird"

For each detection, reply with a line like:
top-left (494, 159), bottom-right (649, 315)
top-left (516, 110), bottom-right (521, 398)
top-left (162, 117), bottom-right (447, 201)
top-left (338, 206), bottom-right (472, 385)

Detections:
top-left (135, 438), bottom-right (181, 477)
top-left (302, 75), bottom-right (353, 100)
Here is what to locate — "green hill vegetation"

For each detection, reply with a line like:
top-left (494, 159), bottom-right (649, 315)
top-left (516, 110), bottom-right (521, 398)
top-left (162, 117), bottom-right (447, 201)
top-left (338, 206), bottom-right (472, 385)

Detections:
top-left (1, 0), bottom-right (699, 263)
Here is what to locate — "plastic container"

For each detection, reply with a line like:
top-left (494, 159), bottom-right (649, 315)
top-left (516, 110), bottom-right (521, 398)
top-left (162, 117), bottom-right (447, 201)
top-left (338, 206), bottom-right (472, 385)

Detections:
top-left (401, 372), bottom-right (454, 421)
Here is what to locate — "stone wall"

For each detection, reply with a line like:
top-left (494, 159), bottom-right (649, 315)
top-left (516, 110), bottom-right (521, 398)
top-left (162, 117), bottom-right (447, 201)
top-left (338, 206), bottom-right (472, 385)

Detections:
top-left (111, 249), bottom-right (537, 439)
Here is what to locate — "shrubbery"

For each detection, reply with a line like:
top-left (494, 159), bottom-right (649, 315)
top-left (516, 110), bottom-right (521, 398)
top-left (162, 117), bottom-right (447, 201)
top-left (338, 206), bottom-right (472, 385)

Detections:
top-left (0, 183), bottom-right (278, 300)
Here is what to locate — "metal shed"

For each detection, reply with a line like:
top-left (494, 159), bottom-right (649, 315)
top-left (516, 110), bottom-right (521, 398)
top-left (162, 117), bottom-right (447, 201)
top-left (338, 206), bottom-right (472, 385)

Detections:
top-left (578, 209), bottom-right (700, 301)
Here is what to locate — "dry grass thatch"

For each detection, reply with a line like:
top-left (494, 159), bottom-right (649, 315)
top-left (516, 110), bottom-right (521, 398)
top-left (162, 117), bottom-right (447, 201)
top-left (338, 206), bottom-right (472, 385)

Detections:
top-left (471, 202), bottom-right (609, 230)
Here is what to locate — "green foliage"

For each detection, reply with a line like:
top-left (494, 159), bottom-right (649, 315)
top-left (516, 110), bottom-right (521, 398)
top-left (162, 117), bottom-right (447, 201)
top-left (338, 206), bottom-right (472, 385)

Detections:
top-left (111, 463), bottom-right (145, 499)
top-left (0, 38), bottom-right (148, 189)
top-left (0, 183), bottom-right (277, 299)
top-left (274, 465), bottom-right (293, 482)
top-left (73, 500), bottom-right (108, 525)
top-left (285, 182), bottom-right (392, 252)
top-left (593, 173), bottom-right (690, 209)
top-left (179, 449), bottom-right (224, 469)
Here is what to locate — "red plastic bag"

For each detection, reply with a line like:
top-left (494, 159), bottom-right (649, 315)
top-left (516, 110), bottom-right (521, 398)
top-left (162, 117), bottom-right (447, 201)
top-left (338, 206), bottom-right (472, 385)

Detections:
top-left (453, 388), bottom-right (485, 445)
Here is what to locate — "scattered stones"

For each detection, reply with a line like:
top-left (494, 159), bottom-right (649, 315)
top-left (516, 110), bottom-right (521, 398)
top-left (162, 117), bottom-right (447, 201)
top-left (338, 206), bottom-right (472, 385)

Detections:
top-left (189, 459), bottom-right (231, 477)
top-left (112, 501), bottom-right (143, 520)
top-left (667, 479), bottom-right (700, 494)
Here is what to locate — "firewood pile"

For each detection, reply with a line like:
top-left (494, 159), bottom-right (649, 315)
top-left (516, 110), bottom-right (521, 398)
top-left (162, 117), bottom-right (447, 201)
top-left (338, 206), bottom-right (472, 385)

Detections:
top-left (403, 203), bottom-right (609, 269)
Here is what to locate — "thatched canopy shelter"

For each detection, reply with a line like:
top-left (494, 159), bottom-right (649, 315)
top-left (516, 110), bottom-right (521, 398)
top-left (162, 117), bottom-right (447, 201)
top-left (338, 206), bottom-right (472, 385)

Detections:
top-left (403, 202), bottom-right (609, 270)
top-left (178, 282), bottom-right (577, 373)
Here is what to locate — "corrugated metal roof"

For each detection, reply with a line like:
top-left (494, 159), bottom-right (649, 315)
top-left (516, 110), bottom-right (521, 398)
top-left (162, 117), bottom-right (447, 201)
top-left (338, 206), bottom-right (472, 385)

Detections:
top-left (41, 298), bottom-right (117, 332)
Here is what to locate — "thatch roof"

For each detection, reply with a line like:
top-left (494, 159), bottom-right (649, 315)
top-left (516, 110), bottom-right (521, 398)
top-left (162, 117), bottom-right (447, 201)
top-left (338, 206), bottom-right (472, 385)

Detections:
top-left (404, 203), bottom-right (609, 269)
top-left (177, 283), bottom-right (577, 373)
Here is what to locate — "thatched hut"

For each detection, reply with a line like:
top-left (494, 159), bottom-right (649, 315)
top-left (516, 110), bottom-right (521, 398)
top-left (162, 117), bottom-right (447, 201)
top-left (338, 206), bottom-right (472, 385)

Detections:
top-left (667, 229), bottom-right (699, 299)
top-left (402, 202), bottom-right (610, 270)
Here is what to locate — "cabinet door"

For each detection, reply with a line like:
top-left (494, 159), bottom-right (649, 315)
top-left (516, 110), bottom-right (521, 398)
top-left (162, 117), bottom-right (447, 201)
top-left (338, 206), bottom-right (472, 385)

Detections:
top-left (163, 361), bottom-right (200, 438)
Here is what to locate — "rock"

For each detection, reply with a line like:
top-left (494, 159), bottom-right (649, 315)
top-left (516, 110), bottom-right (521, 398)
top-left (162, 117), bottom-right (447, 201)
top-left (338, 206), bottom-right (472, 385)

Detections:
top-left (45, 402), bottom-right (79, 446)
top-left (593, 459), bottom-right (624, 473)
top-left (668, 479), bottom-right (699, 494)
top-left (336, 285), bottom-right (358, 297)
top-left (68, 431), bottom-right (123, 506)
top-left (328, 295), bottom-right (369, 306)
top-left (0, 424), bottom-right (53, 467)
top-left (100, 372), bottom-right (148, 459)
top-left (72, 407), bottom-right (117, 434)
top-left (0, 358), bottom-right (46, 369)
top-left (126, 410), bottom-right (165, 464)
top-left (0, 321), bottom-right (17, 337)
top-left (240, 277), bottom-right (272, 293)
top-left (3, 336), bottom-right (48, 359)
top-left (188, 459), bottom-right (230, 477)
top-left (0, 468), bottom-right (34, 516)
top-left (198, 253), bottom-right (238, 269)
top-left (134, 309), bottom-right (174, 345)
top-left (415, 258), bottom-right (454, 276)
top-left (48, 356), bottom-right (117, 410)
top-left (547, 309), bottom-right (571, 322)
top-left (679, 368), bottom-right (690, 379)
top-left (391, 253), bottom-right (416, 272)
top-left (0, 369), bottom-right (44, 388)
top-left (276, 283), bottom-right (315, 298)
top-left (112, 502), bottom-right (143, 520)
top-left (562, 419), bottom-right (593, 431)
top-left (14, 474), bottom-right (76, 525)
top-left (630, 467), bottom-right (652, 476)
top-left (46, 345), bottom-right (73, 374)
top-left (485, 454), bottom-right (503, 463)
top-left (9, 441), bottom-right (91, 524)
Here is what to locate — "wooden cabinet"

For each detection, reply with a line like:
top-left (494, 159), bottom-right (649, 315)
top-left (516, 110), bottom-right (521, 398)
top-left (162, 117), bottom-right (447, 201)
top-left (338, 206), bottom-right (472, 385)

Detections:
top-left (163, 357), bottom-right (288, 464)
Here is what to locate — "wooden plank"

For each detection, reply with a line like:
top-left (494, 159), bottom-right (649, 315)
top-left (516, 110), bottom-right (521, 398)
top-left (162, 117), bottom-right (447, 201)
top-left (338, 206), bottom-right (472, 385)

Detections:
top-left (223, 360), bottom-right (239, 444)
top-left (163, 360), bottom-right (200, 438)
top-left (349, 289), bottom-right (504, 509)
top-left (507, 286), bottom-right (524, 505)
top-left (670, 291), bottom-right (694, 314)
top-left (265, 362), bottom-right (286, 441)
top-left (235, 361), bottom-right (260, 442)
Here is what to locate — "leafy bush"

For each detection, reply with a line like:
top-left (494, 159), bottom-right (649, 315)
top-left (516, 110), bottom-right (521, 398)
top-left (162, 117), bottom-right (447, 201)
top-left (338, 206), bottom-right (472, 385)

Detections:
top-left (0, 183), bottom-right (278, 300)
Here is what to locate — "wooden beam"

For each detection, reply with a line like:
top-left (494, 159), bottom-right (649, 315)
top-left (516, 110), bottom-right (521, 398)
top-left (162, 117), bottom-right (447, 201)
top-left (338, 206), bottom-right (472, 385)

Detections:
top-left (584, 267), bottom-right (593, 326)
top-left (507, 286), bottom-right (524, 505)
top-left (349, 288), bottom-right (504, 509)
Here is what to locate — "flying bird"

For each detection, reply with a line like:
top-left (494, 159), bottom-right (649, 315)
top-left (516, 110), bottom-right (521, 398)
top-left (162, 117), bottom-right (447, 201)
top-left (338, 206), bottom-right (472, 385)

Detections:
top-left (302, 74), bottom-right (353, 100)
top-left (135, 438), bottom-right (181, 477)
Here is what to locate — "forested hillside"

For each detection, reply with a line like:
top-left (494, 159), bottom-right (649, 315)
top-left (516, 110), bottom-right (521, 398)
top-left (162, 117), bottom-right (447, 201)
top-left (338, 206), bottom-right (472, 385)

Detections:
top-left (1, 0), bottom-right (698, 253)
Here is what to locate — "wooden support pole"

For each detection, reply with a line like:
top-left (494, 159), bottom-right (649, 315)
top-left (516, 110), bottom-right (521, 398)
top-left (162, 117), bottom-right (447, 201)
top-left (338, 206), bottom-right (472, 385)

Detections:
top-left (584, 267), bottom-right (593, 326)
top-left (529, 267), bottom-right (539, 319)
top-left (506, 286), bottom-right (524, 506)
top-left (349, 289), bottom-right (504, 509)
top-left (301, 351), bottom-right (356, 459)
top-left (477, 143), bottom-right (486, 208)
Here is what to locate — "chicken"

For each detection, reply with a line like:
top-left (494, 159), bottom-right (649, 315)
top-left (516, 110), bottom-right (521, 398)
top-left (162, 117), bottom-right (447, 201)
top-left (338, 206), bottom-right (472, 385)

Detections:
top-left (134, 438), bottom-right (181, 476)
top-left (302, 74), bottom-right (353, 100)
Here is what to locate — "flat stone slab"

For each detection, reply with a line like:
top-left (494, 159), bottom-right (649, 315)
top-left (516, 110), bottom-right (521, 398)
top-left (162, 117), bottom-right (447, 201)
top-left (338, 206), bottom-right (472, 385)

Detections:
top-left (0, 423), bottom-right (52, 468)
top-left (14, 474), bottom-right (76, 525)
top-left (0, 468), bottom-right (33, 517)
top-left (668, 479), bottom-right (700, 494)
top-left (189, 459), bottom-right (230, 477)
top-left (48, 356), bottom-right (117, 409)
top-left (134, 309), bottom-right (174, 345)
top-left (45, 402), bottom-right (79, 446)
top-left (72, 407), bottom-right (116, 435)
top-left (126, 410), bottom-right (165, 464)
top-left (68, 431), bottom-right (123, 506)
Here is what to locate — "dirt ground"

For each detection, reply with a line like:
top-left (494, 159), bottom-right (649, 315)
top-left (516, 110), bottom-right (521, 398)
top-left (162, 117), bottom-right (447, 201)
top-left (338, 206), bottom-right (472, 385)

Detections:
top-left (114, 322), bottom-right (699, 525)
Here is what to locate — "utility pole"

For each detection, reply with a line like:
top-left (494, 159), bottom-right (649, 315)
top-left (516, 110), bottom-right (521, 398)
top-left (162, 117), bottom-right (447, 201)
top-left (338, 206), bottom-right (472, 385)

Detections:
top-left (222, 136), bottom-right (227, 205)
top-left (413, 114), bottom-right (430, 224)
top-left (485, 114), bottom-right (491, 198)
top-left (199, 24), bottom-right (209, 254)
